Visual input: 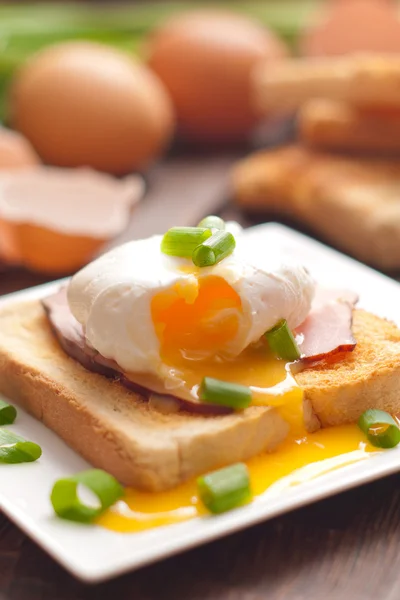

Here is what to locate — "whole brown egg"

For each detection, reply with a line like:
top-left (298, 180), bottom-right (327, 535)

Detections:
top-left (147, 11), bottom-right (289, 145)
top-left (10, 42), bottom-right (175, 174)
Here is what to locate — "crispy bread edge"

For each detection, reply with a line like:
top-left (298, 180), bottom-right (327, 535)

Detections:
top-left (297, 309), bottom-right (400, 428)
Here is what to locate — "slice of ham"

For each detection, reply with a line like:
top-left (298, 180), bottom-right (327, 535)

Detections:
top-left (295, 288), bottom-right (358, 362)
top-left (42, 288), bottom-right (230, 416)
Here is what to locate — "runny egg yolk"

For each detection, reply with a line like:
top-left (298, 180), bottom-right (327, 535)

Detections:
top-left (151, 274), bottom-right (302, 423)
top-left (151, 275), bottom-right (241, 361)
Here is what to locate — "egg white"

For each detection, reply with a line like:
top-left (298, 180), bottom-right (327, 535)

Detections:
top-left (67, 228), bottom-right (315, 386)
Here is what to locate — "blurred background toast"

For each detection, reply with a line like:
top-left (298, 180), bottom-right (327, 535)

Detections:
top-left (299, 99), bottom-right (400, 153)
top-left (254, 54), bottom-right (400, 116)
top-left (232, 145), bottom-right (400, 270)
top-left (231, 43), bottom-right (400, 273)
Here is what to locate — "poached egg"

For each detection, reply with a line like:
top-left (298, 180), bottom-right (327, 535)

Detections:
top-left (67, 226), bottom-right (315, 403)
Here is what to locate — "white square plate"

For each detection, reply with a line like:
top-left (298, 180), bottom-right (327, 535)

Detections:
top-left (1, 223), bottom-right (400, 584)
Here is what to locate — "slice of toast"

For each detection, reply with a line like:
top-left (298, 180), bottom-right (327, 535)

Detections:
top-left (0, 300), bottom-right (287, 492)
top-left (232, 145), bottom-right (400, 270)
top-left (253, 54), bottom-right (400, 116)
top-left (1, 300), bottom-right (400, 491)
top-left (299, 98), bottom-right (400, 153)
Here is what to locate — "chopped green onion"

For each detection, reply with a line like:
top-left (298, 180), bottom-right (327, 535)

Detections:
top-left (0, 399), bottom-right (17, 425)
top-left (0, 429), bottom-right (41, 464)
top-left (161, 227), bottom-right (212, 257)
top-left (51, 469), bottom-right (124, 523)
top-left (358, 409), bottom-right (400, 449)
top-left (264, 319), bottom-right (301, 361)
top-left (192, 231), bottom-right (236, 267)
top-left (197, 215), bottom-right (226, 231)
top-left (199, 377), bottom-right (252, 409)
top-left (197, 463), bottom-right (252, 514)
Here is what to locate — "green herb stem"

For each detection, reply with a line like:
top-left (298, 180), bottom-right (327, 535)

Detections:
top-left (192, 231), bottom-right (235, 267)
top-left (199, 377), bottom-right (252, 409)
top-left (264, 319), bottom-right (301, 361)
top-left (51, 469), bottom-right (124, 523)
top-left (197, 462), bottom-right (252, 514)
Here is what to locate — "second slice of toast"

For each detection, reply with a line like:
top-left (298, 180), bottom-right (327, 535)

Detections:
top-left (299, 98), bottom-right (400, 153)
top-left (232, 145), bottom-right (400, 270)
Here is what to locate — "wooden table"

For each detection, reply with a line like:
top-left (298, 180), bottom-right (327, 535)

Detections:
top-left (1, 154), bottom-right (400, 600)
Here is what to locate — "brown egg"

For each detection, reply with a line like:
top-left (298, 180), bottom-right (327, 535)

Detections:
top-left (147, 10), bottom-right (288, 145)
top-left (0, 127), bottom-right (39, 169)
top-left (300, 0), bottom-right (400, 57)
top-left (10, 42), bottom-right (175, 174)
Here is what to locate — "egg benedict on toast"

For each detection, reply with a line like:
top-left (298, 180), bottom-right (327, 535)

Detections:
top-left (0, 219), bottom-right (399, 528)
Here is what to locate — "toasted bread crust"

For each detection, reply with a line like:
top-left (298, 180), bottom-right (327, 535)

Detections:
top-left (299, 98), bottom-right (400, 153)
top-left (232, 145), bottom-right (400, 270)
top-left (254, 54), bottom-right (400, 115)
top-left (0, 300), bottom-right (287, 491)
top-left (297, 310), bottom-right (400, 428)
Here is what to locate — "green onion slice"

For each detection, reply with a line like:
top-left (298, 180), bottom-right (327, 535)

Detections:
top-left (0, 429), bottom-right (41, 464)
top-left (358, 409), bottom-right (400, 449)
top-left (197, 463), bottom-right (252, 514)
top-left (192, 230), bottom-right (236, 267)
top-left (51, 469), bottom-right (124, 523)
top-left (0, 399), bottom-right (17, 425)
top-left (199, 377), bottom-right (252, 409)
top-left (197, 215), bottom-right (226, 231)
top-left (161, 227), bottom-right (212, 257)
top-left (264, 319), bottom-right (301, 361)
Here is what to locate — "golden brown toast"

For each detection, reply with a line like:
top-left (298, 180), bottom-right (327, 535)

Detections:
top-left (232, 145), bottom-right (400, 270)
top-left (299, 98), bottom-right (400, 153)
top-left (0, 300), bottom-right (287, 492)
top-left (299, 310), bottom-right (400, 430)
top-left (253, 54), bottom-right (400, 116)
top-left (0, 300), bottom-right (400, 491)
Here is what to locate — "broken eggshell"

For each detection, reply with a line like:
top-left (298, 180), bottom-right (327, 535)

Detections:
top-left (0, 166), bottom-right (144, 274)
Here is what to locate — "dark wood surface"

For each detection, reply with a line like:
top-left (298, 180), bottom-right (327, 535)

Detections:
top-left (1, 154), bottom-right (400, 600)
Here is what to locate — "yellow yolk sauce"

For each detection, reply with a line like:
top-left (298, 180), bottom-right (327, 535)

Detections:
top-left (98, 425), bottom-right (376, 533)
top-left (151, 275), bottom-right (241, 359)
top-left (96, 274), bottom-right (377, 534)
top-left (151, 274), bottom-right (304, 430)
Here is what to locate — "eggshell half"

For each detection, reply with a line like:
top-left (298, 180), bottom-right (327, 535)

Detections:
top-left (0, 167), bottom-right (144, 274)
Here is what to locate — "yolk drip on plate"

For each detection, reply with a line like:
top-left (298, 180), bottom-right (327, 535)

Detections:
top-left (98, 425), bottom-right (376, 533)
top-left (97, 274), bottom-right (376, 534)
